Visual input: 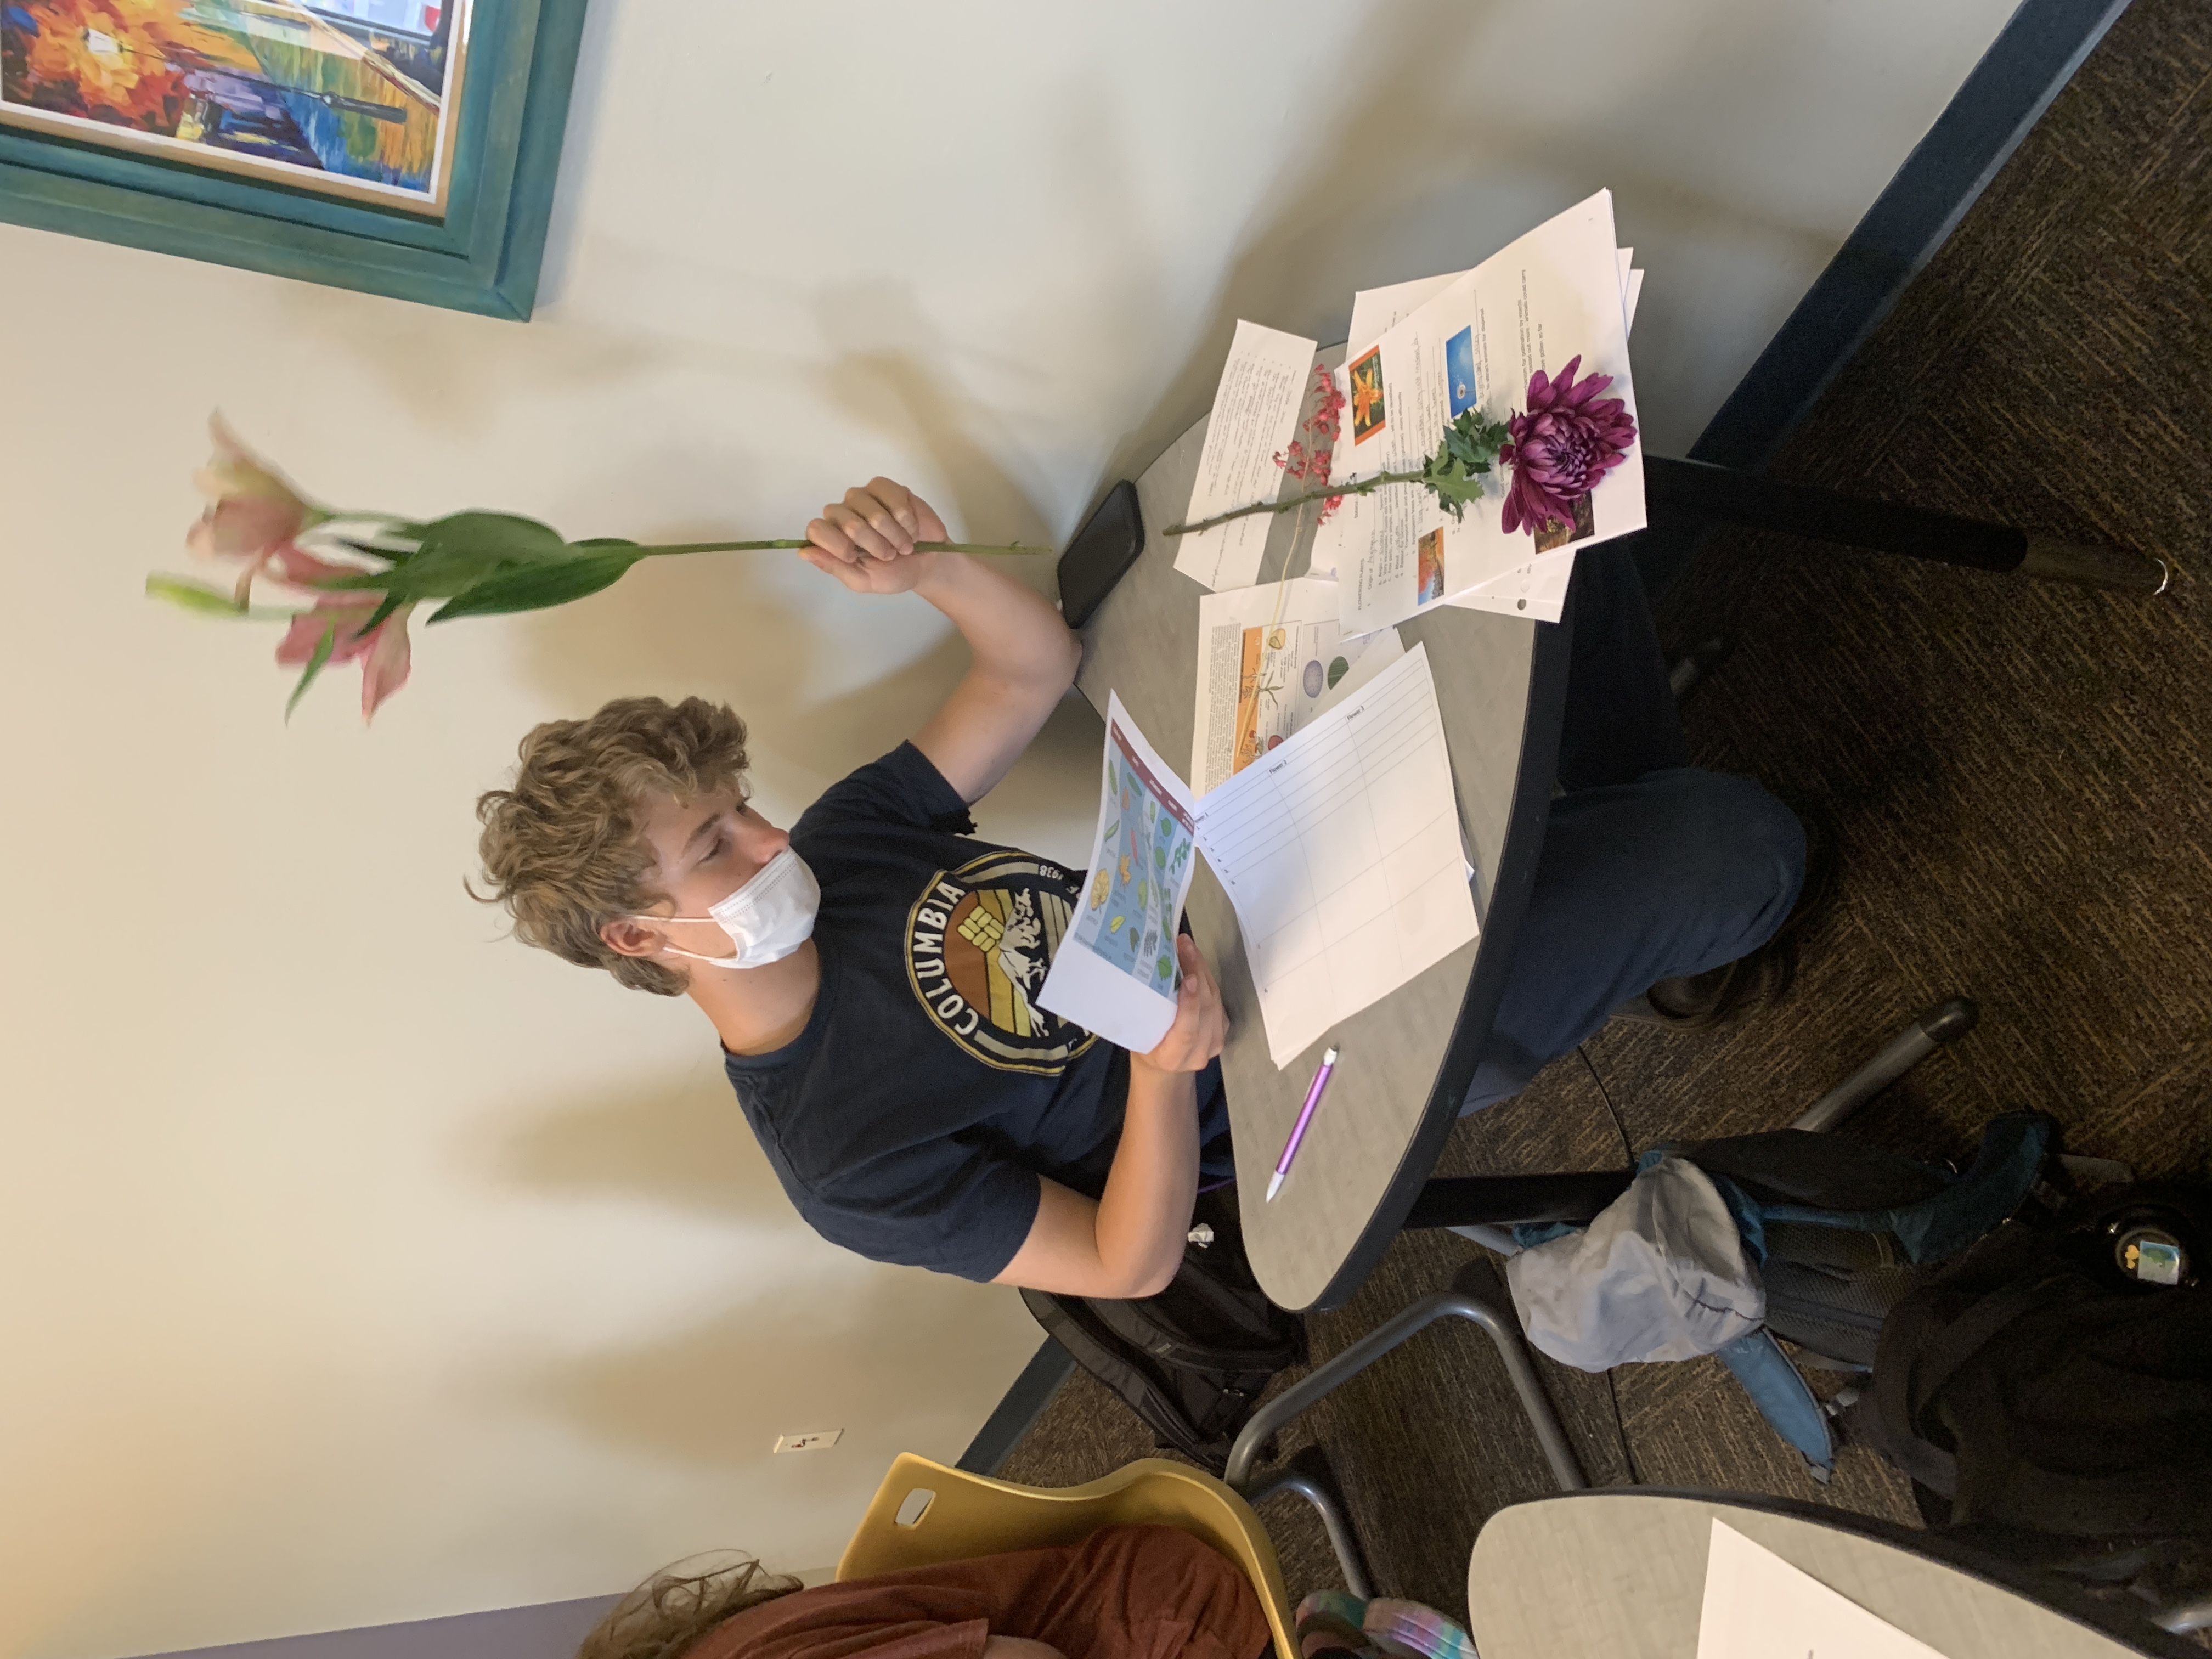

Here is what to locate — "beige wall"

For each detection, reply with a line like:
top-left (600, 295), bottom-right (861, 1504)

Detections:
top-left (0, 2), bottom-right (2018, 1656)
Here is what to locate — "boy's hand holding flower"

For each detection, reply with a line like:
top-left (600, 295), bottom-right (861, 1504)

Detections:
top-left (799, 478), bottom-right (951, 596)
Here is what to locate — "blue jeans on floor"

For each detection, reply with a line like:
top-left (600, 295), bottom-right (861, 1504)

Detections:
top-left (1459, 543), bottom-right (1806, 1115)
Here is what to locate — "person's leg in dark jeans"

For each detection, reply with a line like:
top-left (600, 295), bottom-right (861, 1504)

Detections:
top-left (1462, 541), bottom-right (1807, 1114)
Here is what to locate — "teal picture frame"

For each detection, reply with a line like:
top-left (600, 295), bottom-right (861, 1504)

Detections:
top-left (0, 0), bottom-right (587, 320)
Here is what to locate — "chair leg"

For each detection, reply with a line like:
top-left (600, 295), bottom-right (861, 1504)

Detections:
top-left (1226, 1262), bottom-right (1586, 1556)
top-left (1668, 637), bottom-right (1730, 700)
top-left (1790, 997), bottom-right (1978, 1132)
top-left (1241, 1445), bottom-right (1374, 1601)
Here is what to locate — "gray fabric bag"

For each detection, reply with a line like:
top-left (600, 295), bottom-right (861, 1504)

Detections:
top-left (1505, 1155), bottom-right (1764, 1368)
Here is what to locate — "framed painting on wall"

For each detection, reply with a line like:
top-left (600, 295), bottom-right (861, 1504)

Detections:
top-left (0, 0), bottom-right (587, 319)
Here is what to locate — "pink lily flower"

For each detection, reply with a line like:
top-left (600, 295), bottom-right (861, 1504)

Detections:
top-left (187, 415), bottom-right (335, 605)
top-left (268, 544), bottom-right (416, 722)
top-left (274, 587), bottom-right (418, 723)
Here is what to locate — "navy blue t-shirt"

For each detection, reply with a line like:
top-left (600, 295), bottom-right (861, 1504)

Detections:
top-left (724, 742), bottom-right (1233, 1282)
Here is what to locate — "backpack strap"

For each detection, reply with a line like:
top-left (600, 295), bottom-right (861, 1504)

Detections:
top-left (1717, 1329), bottom-right (1835, 1477)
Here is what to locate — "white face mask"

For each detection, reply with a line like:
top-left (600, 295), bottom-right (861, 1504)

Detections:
top-left (640, 846), bottom-right (821, 970)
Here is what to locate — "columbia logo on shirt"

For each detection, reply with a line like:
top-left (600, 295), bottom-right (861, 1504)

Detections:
top-left (905, 851), bottom-right (1097, 1073)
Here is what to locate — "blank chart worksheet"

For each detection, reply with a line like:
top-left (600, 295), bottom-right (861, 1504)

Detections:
top-left (1193, 643), bottom-right (1477, 1066)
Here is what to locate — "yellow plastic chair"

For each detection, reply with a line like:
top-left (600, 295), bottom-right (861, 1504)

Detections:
top-left (837, 1453), bottom-right (1300, 1659)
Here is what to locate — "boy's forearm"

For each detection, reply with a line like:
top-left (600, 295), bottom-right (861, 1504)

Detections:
top-left (914, 552), bottom-right (1080, 691)
top-left (1093, 1064), bottom-right (1201, 1298)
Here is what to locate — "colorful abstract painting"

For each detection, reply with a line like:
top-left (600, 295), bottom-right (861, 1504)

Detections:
top-left (1, 0), bottom-right (465, 208)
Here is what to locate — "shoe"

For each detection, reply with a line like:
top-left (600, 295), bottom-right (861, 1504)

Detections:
top-left (1627, 807), bottom-right (1837, 1031)
top-left (1296, 1592), bottom-right (1372, 1658)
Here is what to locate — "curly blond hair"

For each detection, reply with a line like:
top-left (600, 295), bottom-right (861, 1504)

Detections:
top-left (575, 1554), bottom-right (802, 1659)
top-left (474, 696), bottom-right (752, 996)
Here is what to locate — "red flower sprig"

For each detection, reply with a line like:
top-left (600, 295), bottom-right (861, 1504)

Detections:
top-left (1273, 364), bottom-right (1349, 523)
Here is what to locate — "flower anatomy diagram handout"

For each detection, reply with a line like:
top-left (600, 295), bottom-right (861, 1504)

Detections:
top-left (1188, 576), bottom-right (1403, 798)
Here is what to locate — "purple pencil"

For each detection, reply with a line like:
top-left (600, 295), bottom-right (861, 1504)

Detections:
top-left (1266, 1045), bottom-right (1340, 1201)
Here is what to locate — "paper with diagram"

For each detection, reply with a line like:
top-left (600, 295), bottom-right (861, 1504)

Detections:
top-left (1696, 1520), bottom-right (1951, 1659)
top-left (1173, 319), bottom-right (1319, 592)
top-left (1314, 192), bottom-right (1646, 630)
top-left (1189, 577), bottom-right (1404, 796)
top-left (1037, 693), bottom-right (1203, 1053)
top-left (1193, 642), bottom-right (1476, 1067)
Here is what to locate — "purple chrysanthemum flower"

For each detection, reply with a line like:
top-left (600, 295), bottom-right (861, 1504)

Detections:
top-left (1498, 355), bottom-right (1638, 537)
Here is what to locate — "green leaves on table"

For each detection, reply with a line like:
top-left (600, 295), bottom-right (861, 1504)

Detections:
top-left (1419, 410), bottom-right (1513, 522)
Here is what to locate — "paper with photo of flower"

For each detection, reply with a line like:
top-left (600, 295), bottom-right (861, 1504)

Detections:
top-left (1323, 193), bottom-right (1646, 628)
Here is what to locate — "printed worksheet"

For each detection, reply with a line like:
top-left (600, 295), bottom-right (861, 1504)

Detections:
top-left (1447, 549), bottom-right (1578, 620)
top-left (1036, 693), bottom-right (1202, 1053)
top-left (1173, 320), bottom-right (1319, 592)
top-left (1315, 192), bottom-right (1646, 632)
top-left (1696, 1521), bottom-right (1951, 1659)
top-left (1193, 642), bottom-right (1476, 1067)
top-left (1190, 577), bottom-right (1404, 795)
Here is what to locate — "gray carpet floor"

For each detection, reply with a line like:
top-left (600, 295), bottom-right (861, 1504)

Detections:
top-left (998, 0), bottom-right (2212, 1621)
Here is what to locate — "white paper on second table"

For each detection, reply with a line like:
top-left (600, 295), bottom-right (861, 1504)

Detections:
top-left (1036, 693), bottom-right (1203, 1053)
top-left (1172, 319), bottom-right (1318, 592)
top-left (1189, 577), bottom-right (1405, 796)
top-left (1192, 642), bottom-right (1477, 1067)
top-left (1696, 1520), bottom-right (1951, 1659)
top-left (1320, 195), bottom-right (1646, 629)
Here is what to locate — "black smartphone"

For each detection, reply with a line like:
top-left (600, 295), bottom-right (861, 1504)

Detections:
top-left (1056, 480), bottom-right (1144, 629)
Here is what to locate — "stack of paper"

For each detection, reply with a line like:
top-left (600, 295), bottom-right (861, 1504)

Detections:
top-left (1172, 189), bottom-right (1646, 629)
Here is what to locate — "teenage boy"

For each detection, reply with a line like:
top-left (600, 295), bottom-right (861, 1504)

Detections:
top-left (475, 478), bottom-right (1806, 1296)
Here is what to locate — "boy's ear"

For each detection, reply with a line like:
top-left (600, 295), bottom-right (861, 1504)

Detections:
top-left (600, 918), bottom-right (666, 960)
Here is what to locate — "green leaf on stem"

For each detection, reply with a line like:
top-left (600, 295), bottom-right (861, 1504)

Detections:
top-left (426, 548), bottom-right (642, 624)
top-left (285, 620), bottom-right (338, 722)
top-left (1421, 409), bottom-right (1511, 521)
top-left (145, 573), bottom-right (249, 616)
top-left (306, 567), bottom-right (407, 592)
top-left (417, 510), bottom-right (569, 563)
top-left (312, 511), bottom-right (576, 602)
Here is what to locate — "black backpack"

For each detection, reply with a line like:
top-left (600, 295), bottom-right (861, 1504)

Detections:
top-left (1669, 1112), bottom-right (2061, 1372)
top-left (1847, 1196), bottom-right (2212, 1552)
top-left (1019, 1187), bottom-right (1305, 1472)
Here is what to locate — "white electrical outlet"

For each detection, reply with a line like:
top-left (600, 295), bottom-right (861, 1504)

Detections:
top-left (774, 1429), bottom-right (844, 1453)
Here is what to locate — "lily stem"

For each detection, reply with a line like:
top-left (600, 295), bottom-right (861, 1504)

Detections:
top-left (634, 539), bottom-right (1048, 557)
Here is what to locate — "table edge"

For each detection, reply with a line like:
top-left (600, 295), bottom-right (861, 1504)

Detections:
top-left (1470, 1488), bottom-right (2198, 1659)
